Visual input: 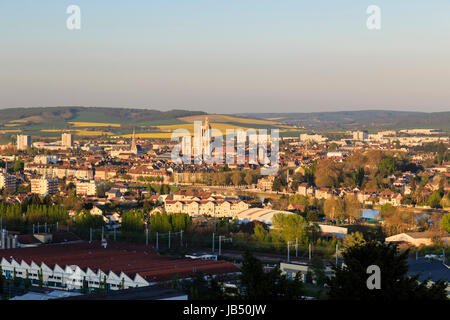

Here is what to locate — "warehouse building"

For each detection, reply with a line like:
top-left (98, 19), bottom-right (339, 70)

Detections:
top-left (0, 241), bottom-right (239, 292)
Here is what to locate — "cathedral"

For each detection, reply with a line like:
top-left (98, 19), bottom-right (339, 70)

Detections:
top-left (109, 129), bottom-right (142, 157)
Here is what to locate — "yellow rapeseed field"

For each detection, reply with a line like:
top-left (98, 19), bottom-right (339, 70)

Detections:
top-left (69, 122), bottom-right (121, 127)
top-left (179, 114), bottom-right (277, 125)
top-left (75, 130), bottom-right (114, 136)
top-left (41, 130), bottom-right (71, 132)
top-left (121, 133), bottom-right (173, 139)
top-left (154, 122), bottom-right (249, 133)
top-left (41, 129), bottom-right (113, 136)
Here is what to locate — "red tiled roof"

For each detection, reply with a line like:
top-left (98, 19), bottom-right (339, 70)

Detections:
top-left (0, 241), bottom-right (239, 282)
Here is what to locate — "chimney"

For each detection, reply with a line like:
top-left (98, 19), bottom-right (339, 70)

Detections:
top-left (6, 235), bottom-right (11, 249)
top-left (0, 230), bottom-right (4, 249)
top-left (1, 229), bottom-right (7, 250)
top-left (12, 235), bottom-right (17, 249)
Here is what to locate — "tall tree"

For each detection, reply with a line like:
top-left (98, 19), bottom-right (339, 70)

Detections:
top-left (315, 160), bottom-right (342, 188)
top-left (231, 171), bottom-right (242, 186)
top-left (309, 256), bottom-right (327, 287)
top-left (344, 194), bottom-right (361, 223)
top-left (0, 266), bottom-right (3, 295)
top-left (244, 171), bottom-right (254, 185)
top-left (324, 197), bottom-right (345, 221)
top-left (240, 251), bottom-right (304, 300)
top-left (440, 213), bottom-right (450, 233)
top-left (272, 175), bottom-right (287, 192)
top-left (272, 213), bottom-right (309, 243)
top-left (428, 191), bottom-right (442, 209)
top-left (343, 232), bottom-right (366, 249)
top-left (352, 167), bottom-right (365, 188)
top-left (327, 242), bottom-right (448, 300)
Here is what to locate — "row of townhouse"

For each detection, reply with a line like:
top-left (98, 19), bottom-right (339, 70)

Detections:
top-left (378, 192), bottom-right (403, 206)
top-left (297, 183), bottom-right (404, 206)
top-left (349, 190), bottom-right (402, 206)
top-left (297, 184), bottom-right (335, 200)
top-left (128, 165), bottom-right (170, 182)
top-left (0, 258), bottom-right (148, 291)
top-left (94, 167), bottom-right (118, 180)
top-left (25, 163), bottom-right (94, 180)
top-left (165, 199), bottom-right (249, 217)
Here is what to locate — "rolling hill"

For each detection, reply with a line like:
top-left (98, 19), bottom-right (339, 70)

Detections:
top-left (0, 107), bottom-right (290, 139)
top-left (236, 110), bottom-right (450, 131)
top-left (0, 107), bottom-right (206, 125)
top-left (0, 107), bottom-right (448, 141)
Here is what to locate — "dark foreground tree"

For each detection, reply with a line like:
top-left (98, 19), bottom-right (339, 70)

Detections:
top-left (240, 250), bottom-right (304, 300)
top-left (327, 242), bottom-right (448, 300)
top-left (0, 266), bottom-right (3, 295)
top-left (309, 256), bottom-right (327, 287)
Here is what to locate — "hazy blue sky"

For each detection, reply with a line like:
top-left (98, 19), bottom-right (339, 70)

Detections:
top-left (1, 0), bottom-right (449, 113)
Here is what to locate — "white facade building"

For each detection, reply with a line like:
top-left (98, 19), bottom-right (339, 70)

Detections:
top-left (17, 135), bottom-right (31, 150)
top-left (61, 133), bottom-right (74, 148)
top-left (0, 170), bottom-right (17, 191)
top-left (31, 178), bottom-right (58, 196)
top-left (76, 180), bottom-right (99, 196)
top-left (0, 258), bottom-right (149, 291)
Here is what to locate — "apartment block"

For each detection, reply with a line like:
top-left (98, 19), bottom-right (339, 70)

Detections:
top-left (76, 180), bottom-right (99, 196)
top-left (31, 178), bottom-right (58, 196)
top-left (62, 133), bottom-right (74, 148)
top-left (0, 170), bottom-right (17, 191)
top-left (17, 135), bottom-right (31, 151)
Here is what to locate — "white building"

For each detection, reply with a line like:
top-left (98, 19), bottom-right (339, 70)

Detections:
top-left (61, 133), bottom-right (74, 148)
top-left (31, 178), bottom-right (58, 196)
top-left (399, 129), bottom-right (442, 135)
top-left (385, 232), bottom-right (450, 246)
top-left (233, 208), bottom-right (294, 226)
top-left (353, 131), bottom-right (368, 141)
top-left (17, 135), bottom-right (31, 151)
top-left (318, 224), bottom-right (348, 239)
top-left (300, 133), bottom-right (328, 143)
top-left (76, 180), bottom-right (99, 196)
top-left (0, 170), bottom-right (17, 191)
top-left (34, 155), bottom-right (59, 164)
top-left (0, 258), bottom-right (148, 292)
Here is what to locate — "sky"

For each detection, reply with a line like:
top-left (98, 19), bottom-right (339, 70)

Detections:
top-left (0, 0), bottom-right (450, 114)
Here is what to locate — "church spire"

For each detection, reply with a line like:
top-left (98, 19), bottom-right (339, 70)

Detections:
top-left (131, 128), bottom-right (137, 152)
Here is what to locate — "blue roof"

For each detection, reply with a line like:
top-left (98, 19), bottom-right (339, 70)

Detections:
top-left (407, 259), bottom-right (450, 283)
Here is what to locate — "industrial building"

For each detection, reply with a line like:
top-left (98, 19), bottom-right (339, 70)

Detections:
top-left (0, 241), bottom-right (239, 292)
top-left (385, 232), bottom-right (450, 247)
